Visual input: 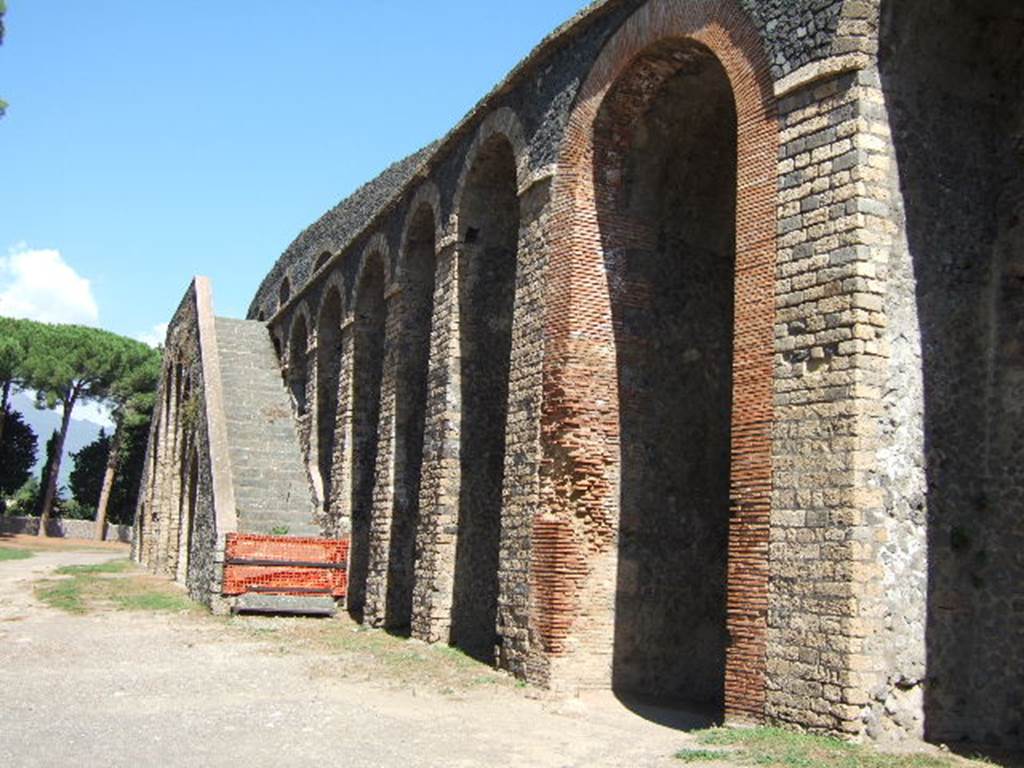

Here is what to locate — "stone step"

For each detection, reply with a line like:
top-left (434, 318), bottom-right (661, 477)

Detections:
top-left (214, 317), bottom-right (318, 537)
top-left (232, 594), bottom-right (337, 617)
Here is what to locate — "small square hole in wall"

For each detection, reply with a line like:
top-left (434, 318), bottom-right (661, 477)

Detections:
top-left (465, 227), bottom-right (480, 243)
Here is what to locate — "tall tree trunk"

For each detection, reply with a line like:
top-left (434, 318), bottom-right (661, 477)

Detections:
top-left (38, 393), bottom-right (76, 537)
top-left (94, 429), bottom-right (121, 541)
top-left (0, 379), bottom-right (10, 447)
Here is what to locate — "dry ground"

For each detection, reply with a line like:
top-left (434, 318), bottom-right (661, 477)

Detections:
top-left (0, 535), bottom-right (1012, 768)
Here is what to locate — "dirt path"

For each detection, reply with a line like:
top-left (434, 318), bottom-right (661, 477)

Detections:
top-left (0, 543), bottom-right (709, 768)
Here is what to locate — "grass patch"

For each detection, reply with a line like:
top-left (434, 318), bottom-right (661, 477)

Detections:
top-left (112, 591), bottom-right (195, 612)
top-left (35, 578), bottom-right (87, 613)
top-left (35, 558), bottom-right (197, 615)
top-left (0, 547), bottom-right (34, 561)
top-left (232, 616), bottom-right (514, 695)
top-left (56, 560), bottom-right (135, 576)
top-left (675, 748), bottom-right (729, 763)
top-left (689, 727), bottom-right (993, 768)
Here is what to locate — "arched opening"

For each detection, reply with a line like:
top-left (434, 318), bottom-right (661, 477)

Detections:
top-left (279, 277), bottom-right (291, 307)
top-left (348, 255), bottom-right (386, 620)
top-left (386, 204), bottom-right (437, 632)
top-left (316, 288), bottom-right (343, 512)
top-left (315, 252), bottom-right (332, 272)
top-left (451, 135), bottom-right (519, 663)
top-left (597, 40), bottom-right (737, 716)
top-left (288, 315), bottom-right (309, 415)
top-left (164, 364), bottom-right (174, 417)
top-left (880, 0), bottom-right (1024, 749)
top-left (178, 447), bottom-right (198, 584)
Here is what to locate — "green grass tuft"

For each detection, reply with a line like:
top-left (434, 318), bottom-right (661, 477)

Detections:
top-left (35, 579), bottom-right (88, 613)
top-left (55, 560), bottom-right (133, 576)
top-left (675, 748), bottom-right (727, 763)
top-left (35, 558), bottom-right (197, 615)
top-left (0, 547), bottom-right (34, 561)
top-left (113, 591), bottom-right (195, 612)
top-left (692, 727), bottom-right (979, 768)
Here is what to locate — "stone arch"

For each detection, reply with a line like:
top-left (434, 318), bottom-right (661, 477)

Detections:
top-left (278, 275), bottom-right (292, 307)
top-left (451, 107), bottom-right (529, 215)
top-left (385, 198), bottom-right (440, 631)
top-left (348, 245), bottom-right (388, 620)
top-left (395, 183), bottom-right (443, 284)
top-left (450, 124), bottom-right (522, 663)
top-left (354, 233), bottom-right (393, 296)
top-left (539, 0), bottom-right (777, 722)
top-left (171, 365), bottom-right (191, 577)
top-left (176, 445), bottom-right (199, 585)
top-left (315, 281), bottom-right (345, 513)
top-left (314, 250), bottom-right (333, 273)
top-left (288, 306), bottom-right (312, 415)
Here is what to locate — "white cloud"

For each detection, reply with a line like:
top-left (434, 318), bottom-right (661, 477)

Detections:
top-left (74, 399), bottom-right (115, 430)
top-left (0, 245), bottom-right (100, 325)
top-left (136, 321), bottom-right (169, 348)
top-left (16, 389), bottom-right (115, 431)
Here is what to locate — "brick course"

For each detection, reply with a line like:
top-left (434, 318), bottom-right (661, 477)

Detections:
top-left (133, 0), bottom-right (1023, 749)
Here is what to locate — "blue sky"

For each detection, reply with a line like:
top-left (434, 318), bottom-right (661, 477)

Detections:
top-left (0, 0), bottom-right (589, 343)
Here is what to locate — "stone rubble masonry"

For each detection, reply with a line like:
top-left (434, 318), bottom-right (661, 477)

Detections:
top-left (134, 278), bottom-right (343, 612)
top-left (132, 0), bottom-right (1022, 750)
top-left (214, 318), bottom-right (318, 538)
top-left (0, 516), bottom-right (132, 542)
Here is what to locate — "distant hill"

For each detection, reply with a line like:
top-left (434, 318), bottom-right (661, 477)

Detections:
top-left (9, 392), bottom-right (106, 493)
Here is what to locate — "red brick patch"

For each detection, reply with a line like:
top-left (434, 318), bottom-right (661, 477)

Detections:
top-left (538, 0), bottom-right (777, 721)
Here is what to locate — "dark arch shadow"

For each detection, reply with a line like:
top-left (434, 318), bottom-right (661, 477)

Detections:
top-left (879, 0), bottom-right (1024, 752)
top-left (316, 288), bottom-right (343, 516)
top-left (450, 134), bottom-right (519, 665)
top-left (349, 257), bottom-right (386, 621)
top-left (385, 205), bottom-right (437, 636)
top-left (288, 315), bottom-right (309, 415)
top-left (595, 39), bottom-right (738, 721)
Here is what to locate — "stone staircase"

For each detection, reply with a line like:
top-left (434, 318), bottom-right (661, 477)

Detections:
top-left (214, 318), bottom-right (318, 538)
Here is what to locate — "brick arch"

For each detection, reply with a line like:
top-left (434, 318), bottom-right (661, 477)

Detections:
top-left (451, 107), bottom-right (529, 218)
top-left (353, 232), bottom-right (392, 302)
top-left (314, 272), bottom-right (348, 335)
top-left (395, 183), bottom-right (442, 286)
top-left (286, 302), bottom-right (313, 414)
top-left (287, 301), bottom-right (313, 358)
top-left (384, 189), bottom-right (441, 631)
top-left (538, 0), bottom-right (778, 722)
top-left (447, 105), bottom-right (524, 664)
top-left (315, 278), bottom-right (346, 512)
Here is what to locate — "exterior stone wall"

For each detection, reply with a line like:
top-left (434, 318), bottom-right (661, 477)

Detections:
top-left (135, 0), bottom-right (1021, 751)
top-left (0, 516), bottom-right (133, 542)
top-left (133, 279), bottom-right (221, 606)
top-left (874, 0), bottom-right (1024, 746)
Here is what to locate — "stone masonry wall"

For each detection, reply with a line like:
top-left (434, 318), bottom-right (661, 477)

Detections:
top-left (151, 0), bottom-right (1024, 748)
top-left (133, 281), bottom-right (220, 606)
top-left (1, 516), bottom-right (133, 542)
top-left (875, 0), bottom-right (1024, 747)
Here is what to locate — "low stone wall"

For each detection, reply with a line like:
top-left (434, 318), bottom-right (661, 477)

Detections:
top-left (0, 516), bottom-right (132, 543)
